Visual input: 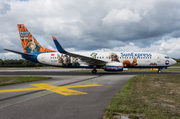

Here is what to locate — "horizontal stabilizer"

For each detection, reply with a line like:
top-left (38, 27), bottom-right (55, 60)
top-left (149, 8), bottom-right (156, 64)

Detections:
top-left (4, 49), bottom-right (34, 56)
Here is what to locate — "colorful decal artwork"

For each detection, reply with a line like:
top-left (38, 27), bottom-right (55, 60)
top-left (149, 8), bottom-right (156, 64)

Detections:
top-left (57, 54), bottom-right (80, 66)
top-left (122, 58), bottom-right (138, 66)
top-left (165, 60), bottom-right (169, 65)
top-left (25, 36), bottom-right (40, 53)
top-left (109, 52), bottom-right (138, 66)
top-left (149, 63), bottom-right (157, 66)
top-left (109, 53), bottom-right (120, 62)
top-left (109, 53), bottom-right (138, 66)
top-left (17, 24), bottom-right (55, 53)
top-left (91, 53), bottom-right (97, 58)
top-left (72, 57), bottom-right (80, 66)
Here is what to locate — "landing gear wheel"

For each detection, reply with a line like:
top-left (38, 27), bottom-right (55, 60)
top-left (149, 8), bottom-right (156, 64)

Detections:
top-left (157, 70), bottom-right (162, 74)
top-left (92, 69), bottom-right (97, 74)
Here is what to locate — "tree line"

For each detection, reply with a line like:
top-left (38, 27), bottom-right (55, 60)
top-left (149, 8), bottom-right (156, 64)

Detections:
top-left (0, 59), bottom-right (45, 67)
top-left (172, 58), bottom-right (180, 63)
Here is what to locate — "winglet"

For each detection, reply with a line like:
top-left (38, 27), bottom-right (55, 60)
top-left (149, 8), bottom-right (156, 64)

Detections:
top-left (52, 36), bottom-right (67, 53)
top-left (52, 36), bottom-right (56, 40)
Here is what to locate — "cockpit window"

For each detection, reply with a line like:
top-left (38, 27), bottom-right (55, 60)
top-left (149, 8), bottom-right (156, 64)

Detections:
top-left (165, 56), bottom-right (169, 59)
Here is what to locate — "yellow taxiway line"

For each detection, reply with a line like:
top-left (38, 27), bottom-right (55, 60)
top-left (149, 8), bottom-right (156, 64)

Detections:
top-left (0, 84), bottom-right (102, 96)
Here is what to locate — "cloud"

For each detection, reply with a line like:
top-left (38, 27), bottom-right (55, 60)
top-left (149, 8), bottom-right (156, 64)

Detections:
top-left (1, 0), bottom-right (180, 59)
top-left (0, 0), bottom-right (11, 14)
top-left (110, 37), bottom-right (180, 58)
top-left (102, 9), bottom-right (142, 24)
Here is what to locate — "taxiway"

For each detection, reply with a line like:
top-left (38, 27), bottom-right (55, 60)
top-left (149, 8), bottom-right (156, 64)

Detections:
top-left (0, 73), bottom-right (134, 119)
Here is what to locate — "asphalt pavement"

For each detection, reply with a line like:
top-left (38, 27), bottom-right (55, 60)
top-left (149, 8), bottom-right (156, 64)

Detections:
top-left (0, 74), bottom-right (135, 119)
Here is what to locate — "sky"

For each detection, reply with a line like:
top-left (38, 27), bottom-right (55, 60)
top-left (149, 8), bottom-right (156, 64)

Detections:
top-left (1, 0), bottom-right (180, 60)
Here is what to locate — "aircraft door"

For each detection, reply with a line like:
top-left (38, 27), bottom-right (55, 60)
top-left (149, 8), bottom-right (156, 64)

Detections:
top-left (42, 54), bottom-right (45, 63)
top-left (157, 56), bottom-right (161, 63)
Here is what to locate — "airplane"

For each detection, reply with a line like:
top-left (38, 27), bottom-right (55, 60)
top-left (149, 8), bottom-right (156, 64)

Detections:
top-left (4, 24), bottom-right (177, 74)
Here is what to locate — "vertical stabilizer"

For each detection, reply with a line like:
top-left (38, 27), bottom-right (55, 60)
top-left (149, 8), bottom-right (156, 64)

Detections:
top-left (17, 24), bottom-right (55, 53)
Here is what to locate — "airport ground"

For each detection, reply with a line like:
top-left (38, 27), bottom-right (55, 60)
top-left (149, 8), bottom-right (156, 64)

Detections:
top-left (0, 68), bottom-right (180, 119)
top-left (0, 74), bottom-right (134, 119)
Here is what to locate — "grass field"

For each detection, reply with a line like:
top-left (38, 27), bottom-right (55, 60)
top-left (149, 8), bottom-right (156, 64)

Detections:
top-left (0, 76), bottom-right (51, 86)
top-left (104, 74), bottom-right (180, 119)
top-left (0, 67), bottom-right (58, 70)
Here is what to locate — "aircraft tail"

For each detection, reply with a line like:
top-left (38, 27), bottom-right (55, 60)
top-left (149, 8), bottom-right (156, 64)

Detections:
top-left (17, 24), bottom-right (55, 53)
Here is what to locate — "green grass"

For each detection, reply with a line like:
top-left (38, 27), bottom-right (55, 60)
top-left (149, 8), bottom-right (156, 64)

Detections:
top-left (0, 76), bottom-right (51, 86)
top-left (0, 67), bottom-right (59, 70)
top-left (104, 75), bottom-right (180, 119)
top-left (164, 68), bottom-right (180, 72)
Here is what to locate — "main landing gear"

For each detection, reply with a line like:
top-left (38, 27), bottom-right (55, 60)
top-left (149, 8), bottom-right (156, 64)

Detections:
top-left (92, 69), bottom-right (97, 74)
top-left (157, 68), bottom-right (162, 74)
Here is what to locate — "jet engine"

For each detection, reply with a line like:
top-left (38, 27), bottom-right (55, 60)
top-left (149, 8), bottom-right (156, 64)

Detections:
top-left (104, 62), bottom-right (123, 71)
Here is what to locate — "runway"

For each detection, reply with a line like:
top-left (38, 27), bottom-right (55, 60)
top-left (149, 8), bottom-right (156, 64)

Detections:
top-left (0, 74), bottom-right (134, 119)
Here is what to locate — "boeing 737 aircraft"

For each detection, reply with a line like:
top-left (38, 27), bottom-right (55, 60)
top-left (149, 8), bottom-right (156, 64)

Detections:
top-left (4, 24), bottom-right (177, 74)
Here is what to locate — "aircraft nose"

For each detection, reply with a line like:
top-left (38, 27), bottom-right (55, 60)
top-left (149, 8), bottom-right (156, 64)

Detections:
top-left (172, 59), bottom-right (177, 65)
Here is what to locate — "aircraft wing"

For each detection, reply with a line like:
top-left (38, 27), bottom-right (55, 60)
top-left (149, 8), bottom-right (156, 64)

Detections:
top-left (52, 36), bottom-right (108, 66)
top-left (4, 49), bottom-right (34, 57)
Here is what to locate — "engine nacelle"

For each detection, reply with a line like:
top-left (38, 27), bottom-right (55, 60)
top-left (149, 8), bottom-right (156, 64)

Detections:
top-left (104, 62), bottom-right (123, 71)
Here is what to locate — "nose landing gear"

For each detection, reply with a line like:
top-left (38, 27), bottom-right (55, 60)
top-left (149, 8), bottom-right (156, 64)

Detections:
top-left (157, 68), bottom-right (162, 74)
